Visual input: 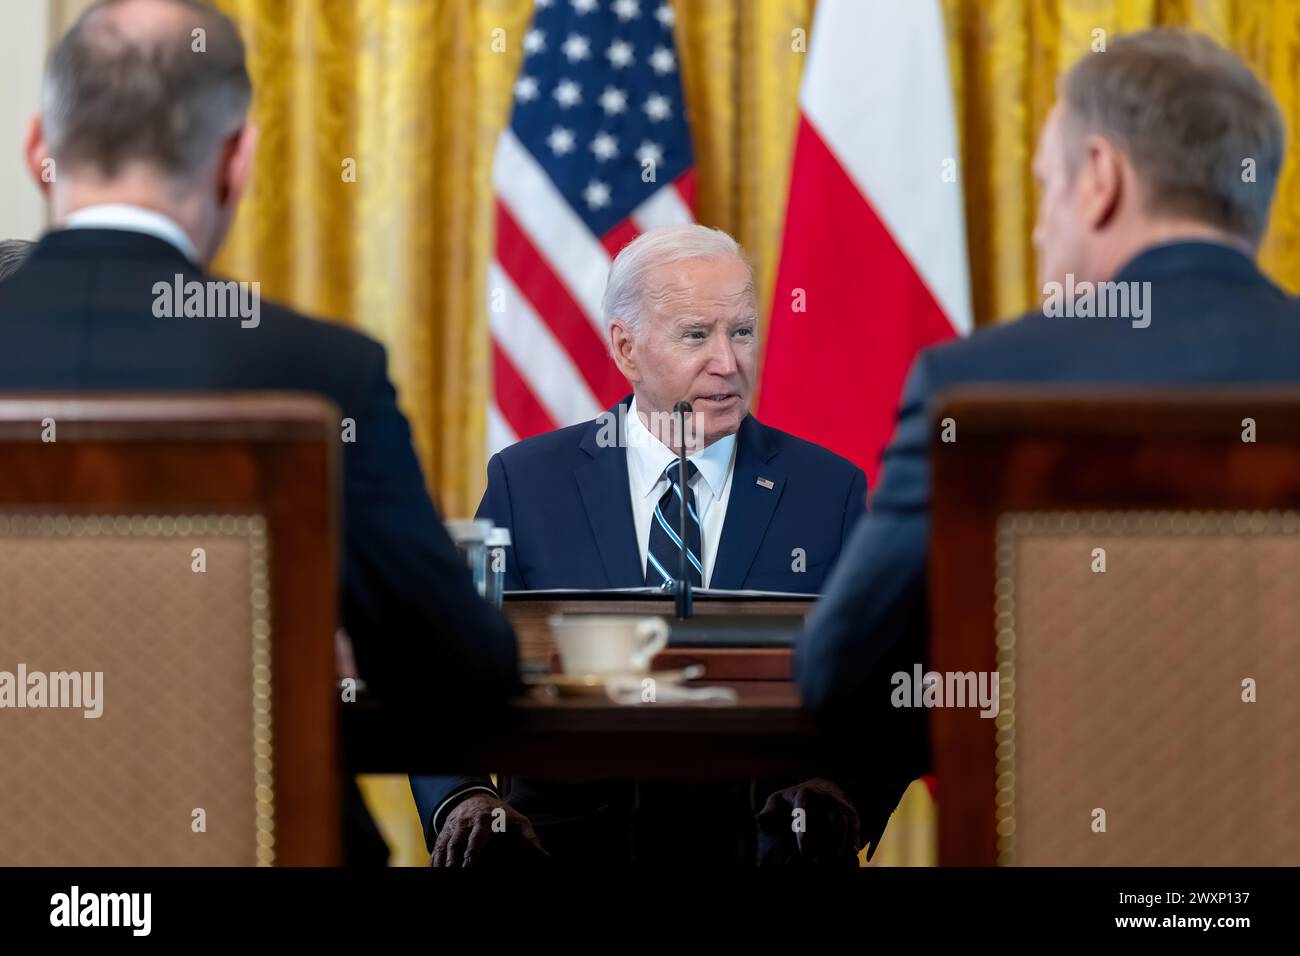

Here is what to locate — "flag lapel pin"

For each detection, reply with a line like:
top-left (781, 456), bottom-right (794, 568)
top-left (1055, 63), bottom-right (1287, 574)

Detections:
top-left (756, 477), bottom-right (775, 490)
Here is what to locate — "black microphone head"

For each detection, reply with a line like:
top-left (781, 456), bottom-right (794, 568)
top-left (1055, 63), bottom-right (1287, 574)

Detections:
top-left (673, 400), bottom-right (692, 415)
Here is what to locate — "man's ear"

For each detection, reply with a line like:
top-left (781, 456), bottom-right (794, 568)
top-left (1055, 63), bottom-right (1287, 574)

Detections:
top-left (218, 124), bottom-right (258, 206)
top-left (1077, 133), bottom-right (1123, 231)
top-left (25, 116), bottom-right (53, 198)
top-left (608, 320), bottom-right (639, 384)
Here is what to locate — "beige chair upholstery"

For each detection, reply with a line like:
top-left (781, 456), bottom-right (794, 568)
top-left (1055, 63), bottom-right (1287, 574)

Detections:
top-left (929, 389), bottom-right (1300, 866)
top-left (0, 395), bottom-right (340, 865)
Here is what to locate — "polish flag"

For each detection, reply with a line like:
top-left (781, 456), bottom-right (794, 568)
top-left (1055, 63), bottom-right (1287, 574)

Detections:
top-left (757, 0), bottom-right (972, 484)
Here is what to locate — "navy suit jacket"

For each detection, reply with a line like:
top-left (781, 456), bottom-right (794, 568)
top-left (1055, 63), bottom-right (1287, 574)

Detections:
top-left (0, 229), bottom-right (520, 719)
top-left (483, 403), bottom-right (866, 591)
top-left (796, 241), bottom-right (1300, 810)
top-left (411, 403), bottom-right (867, 846)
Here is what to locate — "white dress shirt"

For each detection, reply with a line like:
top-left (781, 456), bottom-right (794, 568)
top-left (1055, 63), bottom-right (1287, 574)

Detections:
top-left (625, 396), bottom-right (737, 588)
top-left (63, 203), bottom-right (201, 265)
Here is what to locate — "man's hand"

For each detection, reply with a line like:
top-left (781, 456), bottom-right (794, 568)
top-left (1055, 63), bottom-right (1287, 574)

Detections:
top-left (756, 777), bottom-right (861, 865)
top-left (431, 794), bottom-right (547, 867)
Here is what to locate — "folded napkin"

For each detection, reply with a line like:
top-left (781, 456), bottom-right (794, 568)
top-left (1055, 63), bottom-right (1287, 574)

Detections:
top-left (603, 675), bottom-right (738, 706)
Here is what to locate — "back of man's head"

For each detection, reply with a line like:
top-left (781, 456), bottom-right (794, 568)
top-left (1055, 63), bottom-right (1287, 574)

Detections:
top-left (1060, 29), bottom-right (1284, 248)
top-left (43, 0), bottom-right (250, 185)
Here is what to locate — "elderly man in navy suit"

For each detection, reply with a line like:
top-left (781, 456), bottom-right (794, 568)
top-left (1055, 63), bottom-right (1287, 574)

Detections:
top-left (796, 29), bottom-right (1300, 832)
top-left (413, 224), bottom-right (870, 865)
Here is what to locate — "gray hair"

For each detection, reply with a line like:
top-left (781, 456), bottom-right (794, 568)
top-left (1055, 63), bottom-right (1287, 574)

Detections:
top-left (42, 0), bottom-right (252, 181)
top-left (1060, 29), bottom-right (1285, 246)
top-left (0, 240), bottom-right (34, 281)
top-left (602, 224), bottom-right (754, 348)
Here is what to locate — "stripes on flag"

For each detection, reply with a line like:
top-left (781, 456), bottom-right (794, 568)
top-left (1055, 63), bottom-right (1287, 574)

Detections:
top-left (489, 0), bottom-right (695, 453)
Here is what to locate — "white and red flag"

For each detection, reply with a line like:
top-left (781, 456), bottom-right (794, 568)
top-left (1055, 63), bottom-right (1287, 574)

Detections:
top-left (758, 0), bottom-right (971, 482)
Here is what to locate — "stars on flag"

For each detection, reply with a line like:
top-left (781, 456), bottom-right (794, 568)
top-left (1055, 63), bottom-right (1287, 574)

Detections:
top-left (606, 39), bottom-right (634, 68)
top-left (506, 0), bottom-right (692, 235)
top-left (515, 75), bottom-right (540, 102)
top-left (590, 132), bottom-right (619, 161)
top-left (649, 46), bottom-right (676, 74)
top-left (561, 34), bottom-right (591, 63)
top-left (643, 93), bottom-right (671, 121)
top-left (612, 0), bottom-right (641, 21)
top-left (553, 78), bottom-right (582, 108)
top-left (634, 141), bottom-right (663, 166)
top-left (598, 86), bottom-right (628, 115)
top-left (546, 126), bottom-right (576, 156)
top-left (582, 179), bottom-right (612, 209)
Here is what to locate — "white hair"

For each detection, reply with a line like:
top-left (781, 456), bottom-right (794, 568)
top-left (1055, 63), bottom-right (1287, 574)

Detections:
top-left (601, 224), bottom-right (752, 352)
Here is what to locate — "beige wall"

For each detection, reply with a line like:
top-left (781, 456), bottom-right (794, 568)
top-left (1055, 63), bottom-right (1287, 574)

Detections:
top-left (51, 0), bottom-right (97, 24)
top-left (0, 1), bottom-right (95, 240)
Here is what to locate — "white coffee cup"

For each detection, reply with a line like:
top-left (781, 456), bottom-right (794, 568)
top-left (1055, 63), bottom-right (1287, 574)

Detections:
top-left (548, 615), bottom-right (670, 676)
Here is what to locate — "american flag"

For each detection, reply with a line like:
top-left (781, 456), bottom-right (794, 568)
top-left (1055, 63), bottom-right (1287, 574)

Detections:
top-left (489, 0), bottom-right (696, 453)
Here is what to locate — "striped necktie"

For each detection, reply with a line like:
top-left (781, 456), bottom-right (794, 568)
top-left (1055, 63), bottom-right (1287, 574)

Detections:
top-left (644, 459), bottom-right (703, 589)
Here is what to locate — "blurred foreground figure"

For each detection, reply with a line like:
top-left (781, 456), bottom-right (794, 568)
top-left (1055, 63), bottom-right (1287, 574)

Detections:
top-left (0, 0), bottom-right (520, 861)
top-left (798, 29), bottom-right (1300, 833)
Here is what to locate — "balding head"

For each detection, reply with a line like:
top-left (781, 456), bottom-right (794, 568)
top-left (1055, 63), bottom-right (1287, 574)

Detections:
top-left (42, 0), bottom-right (250, 181)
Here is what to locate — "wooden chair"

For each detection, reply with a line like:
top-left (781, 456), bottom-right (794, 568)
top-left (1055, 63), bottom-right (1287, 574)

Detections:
top-left (0, 394), bottom-right (340, 865)
top-left (929, 388), bottom-right (1300, 866)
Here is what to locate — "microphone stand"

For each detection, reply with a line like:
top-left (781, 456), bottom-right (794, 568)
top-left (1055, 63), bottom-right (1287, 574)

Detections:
top-left (673, 400), bottom-right (693, 620)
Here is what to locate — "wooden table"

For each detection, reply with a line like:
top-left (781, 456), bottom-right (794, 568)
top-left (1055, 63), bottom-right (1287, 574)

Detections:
top-left (343, 681), bottom-right (832, 780)
top-left (502, 592), bottom-right (812, 680)
top-left (345, 595), bottom-right (830, 780)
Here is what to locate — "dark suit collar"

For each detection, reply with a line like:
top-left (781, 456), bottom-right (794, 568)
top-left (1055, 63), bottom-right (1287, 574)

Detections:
top-left (575, 397), bottom-right (642, 587)
top-left (575, 399), bottom-right (784, 590)
top-left (579, 395), bottom-right (632, 458)
top-left (733, 411), bottom-right (776, 464)
top-left (1112, 240), bottom-right (1267, 287)
top-left (33, 227), bottom-right (203, 273)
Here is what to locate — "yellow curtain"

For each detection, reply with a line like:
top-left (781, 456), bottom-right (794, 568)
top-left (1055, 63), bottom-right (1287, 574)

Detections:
top-left (943, 0), bottom-right (1300, 332)
top-left (214, 0), bottom-right (1300, 513)
top-left (210, 0), bottom-right (1300, 867)
top-left (211, 0), bottom-right (818, 517)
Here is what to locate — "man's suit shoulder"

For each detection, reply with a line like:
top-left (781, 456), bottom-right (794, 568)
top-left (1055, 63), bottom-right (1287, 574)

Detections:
top-left (490, 415), bottom-right (866, 484)
top-left (218, 290), bottom-right (394, 409)
top-left (919, 311), bottom-right (1050, 377)
top-left (913, 250), bottom-right (1300, 391)
top-left (752, 419), bottom-right (865, 488)
top-left (491, 417), bottom-right (593, 471)
top-left (251, 293), bottom-right (388, 370)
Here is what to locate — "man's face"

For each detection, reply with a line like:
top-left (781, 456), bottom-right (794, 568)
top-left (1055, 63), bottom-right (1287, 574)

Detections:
top-left (615, 254), bottom-right (757, 446)
top-left (1032, 107), bottom-right (1089, 289)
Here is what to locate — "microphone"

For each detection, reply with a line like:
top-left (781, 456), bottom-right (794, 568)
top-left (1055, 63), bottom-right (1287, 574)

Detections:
top-left (673, 400), bottom-right (693, 620)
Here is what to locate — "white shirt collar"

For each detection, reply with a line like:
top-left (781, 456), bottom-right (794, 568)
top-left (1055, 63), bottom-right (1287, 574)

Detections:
top-left (625, 396), bottom-right (737, 500)
top-left (62, 204), bottom-right (201, 265)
